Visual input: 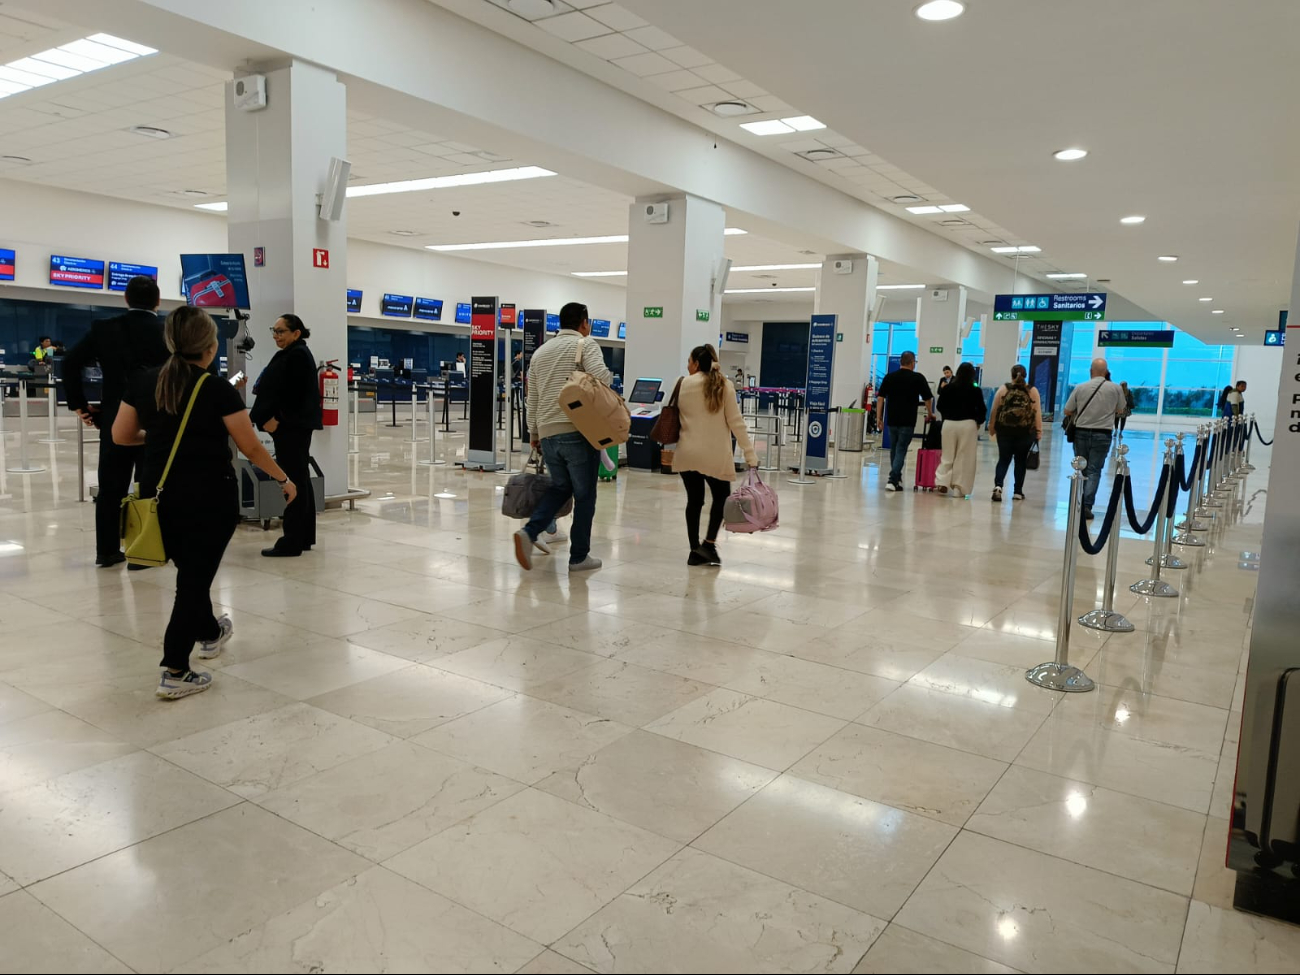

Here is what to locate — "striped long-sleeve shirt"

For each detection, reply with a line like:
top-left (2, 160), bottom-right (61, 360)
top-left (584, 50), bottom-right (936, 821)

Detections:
top-left (526, 330), bottom-right (612, 441)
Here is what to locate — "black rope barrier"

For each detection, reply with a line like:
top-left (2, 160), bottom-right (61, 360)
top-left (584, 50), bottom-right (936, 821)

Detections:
top-left (1124, 463), bottom-right (1170, 535)
top-left (1175, 440), bottom-right (1202, 492)
top-left (1165, 460), bottom-right (1181, 518)
top-left (1252, 420), bottom-right (1273, 447)
top-left (1079, 473), bottom-right (1125, 556)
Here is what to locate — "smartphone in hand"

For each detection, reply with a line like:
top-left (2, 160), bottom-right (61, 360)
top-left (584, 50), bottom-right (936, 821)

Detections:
top-left (228, 370), bottom-right (245, 387)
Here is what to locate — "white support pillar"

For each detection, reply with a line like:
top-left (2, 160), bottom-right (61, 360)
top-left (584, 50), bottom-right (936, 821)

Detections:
top-left (225, 60), bottom-right (349, 498)
top-left (916, 285), bottom-right (967, 382)
top-left (815, 254), bottom-right (877, 408)
top-left (982, 315), bottom-right (1020, 387)
top-left (624, 195), bottom-right (726, 391)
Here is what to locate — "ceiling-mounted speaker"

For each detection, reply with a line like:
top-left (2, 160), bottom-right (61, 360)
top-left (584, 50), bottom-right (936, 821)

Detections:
top-left (644, 202), bottom-right (669, 224)
top-left (832, 259), bottom-right (854, 275)
top-left (712, 257), bottom-right (732, 296)
top-left (232, 74), bottom-right (266, 112)
top-left (318, 157), bottom-right (351, 222)
top-left (931, 288), bottom-right (949, 301)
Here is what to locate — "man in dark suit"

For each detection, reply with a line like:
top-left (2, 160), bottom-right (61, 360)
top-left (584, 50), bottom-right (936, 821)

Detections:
top-left (62, 276), bottom-right (170, 567)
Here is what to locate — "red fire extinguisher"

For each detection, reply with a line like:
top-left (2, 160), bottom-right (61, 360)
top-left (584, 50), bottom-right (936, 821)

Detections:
top-left (319, 359), bottom-right (340, 427)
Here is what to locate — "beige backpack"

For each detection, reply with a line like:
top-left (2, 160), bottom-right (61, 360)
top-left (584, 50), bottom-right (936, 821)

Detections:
top-left (557, 338), bottom-right (630, 449)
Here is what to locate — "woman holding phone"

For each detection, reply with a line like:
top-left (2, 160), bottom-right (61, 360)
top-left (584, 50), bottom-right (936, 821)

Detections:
top-left (115, 307), bottom-right (296, 699)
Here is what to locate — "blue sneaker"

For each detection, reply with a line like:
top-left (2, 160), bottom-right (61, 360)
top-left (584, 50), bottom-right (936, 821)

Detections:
top-left (156, 669), bottom-right (213, 700)
top-left (195, 615), bottom-right (233, 659)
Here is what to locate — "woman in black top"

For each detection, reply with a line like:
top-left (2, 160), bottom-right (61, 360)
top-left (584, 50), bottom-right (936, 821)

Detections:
top-left (115, 307), bottom-right (295, 700)
top-left (249, 314), bottom-right (322, 557)
top-left (934, 362), bottom-right (987, 498)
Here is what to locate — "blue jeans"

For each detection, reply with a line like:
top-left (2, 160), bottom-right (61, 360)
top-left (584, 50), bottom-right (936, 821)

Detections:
top-left (888, 425), bottom-right (915, 484)
top-left (525, 432), bottom-right (599, 563)
top-left (1072, 428), bottom-right (1112, 513)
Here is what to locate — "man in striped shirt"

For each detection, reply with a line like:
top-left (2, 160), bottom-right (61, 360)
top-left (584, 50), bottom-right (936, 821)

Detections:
top-left (514, 302), bottom-right (611, 573)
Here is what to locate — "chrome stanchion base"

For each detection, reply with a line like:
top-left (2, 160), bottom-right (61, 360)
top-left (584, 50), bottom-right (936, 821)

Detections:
top-left (37, 436), bottom-right (64, 444)
top-left (1130, 578), bottom-right (1179, 597)
top-left (1240, 462), bottom-right (1256, 472)
top-left (5, 463), bottom-right (45, 474)
top-left (418, 458), bottom-right (447, 467)
top-left (787, 474), bottom-right (816, 486)
top-left (1171, 530), bottom-right (1206, 547)
top-left (1078, 608), bottom-right (1135, 633)
top-left (824, 468), bottom-right (849, 479)
top-left (1175, 516), bottom-right (1210, 531)
top-left (1026, 662), bottom-right (1096, 692)
top-left (1146, 553), bottom-right (1188, 569)
top-left (1200, 498), bottom-right (1223, 509)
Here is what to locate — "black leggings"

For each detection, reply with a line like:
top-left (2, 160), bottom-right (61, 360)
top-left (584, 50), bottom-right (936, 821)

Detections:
top-left (680, 471), bottom-right (731, 548)
top-left (159, 476), bottom-right (238, 671)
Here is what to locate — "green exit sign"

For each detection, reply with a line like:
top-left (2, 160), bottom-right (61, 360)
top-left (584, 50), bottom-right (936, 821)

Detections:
top-left (929, 346), bottom-right (944, 354)
top-left (643, 306), bottom-right (664, 318)
top-left (695, 309), bottom-right (710, 322)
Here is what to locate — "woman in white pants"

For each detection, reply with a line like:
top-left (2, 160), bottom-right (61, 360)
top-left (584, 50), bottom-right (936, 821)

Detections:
top-left (934, 362), bottom-right (987, 498)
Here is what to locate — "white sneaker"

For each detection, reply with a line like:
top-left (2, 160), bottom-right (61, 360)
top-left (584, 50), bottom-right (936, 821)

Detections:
top-left (513, 529), bottom-right (533, 570)
top-left (195, 615), bottom-right (233, 659)
top-left (543, 528), bottom-right (568, 544)
top-left (884, 482), bottom-right (900, 493)
top-left (156, 669), bottom-right (212, 700)
top-left (569, 555), bottom-right (602, 572)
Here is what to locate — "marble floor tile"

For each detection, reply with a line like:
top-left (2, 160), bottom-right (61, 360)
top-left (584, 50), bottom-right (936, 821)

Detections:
top-left (861, 684), bottom-right (1047, 762)
top-left (517, 950), bottom-right (596, 974)
top-left (1049, 686), bottom-right (1230, 755)
top-left (694, 774), bottom-right (957, 918)
top-left (852, 924), bottom-right (1018, 974)
top-left (0, 751), bottom-right (238, 885)
top-left (274, 593), bottom-right (427, 638)
top-left (1177, 899), bottom-right (1300, 974)
top-left (965, 765), bottom-right (1206, 895)
top-left (885, 589), bottom-right (1017, 628)
top-left (1089, 650), bottom-right (1237, 709)
top-left (152, 702), bottom-right (396, 799)
top-left (613, 629), bottom-right (783, 686)
top-left (521, 611), bottom-right (660, 657)
top-left (439, 591), bottom-right (584, 633)
top-left (173, 865), bottom-right (541, 974)
top-left (784, 614), bottom-right (965, 681)
top-left (28, 803), bottom-right (369, 974)
top-left (792, 724), bottom-right (1007, 826)
top-left (0, 890), bottom-right (132, 973)
top-left (556, 847), bottom-right (885, 973)
top-left (527, 658), bottom-right (711, 726)
top-left (947, 627), bottom-right (1068, 669)
top-left (256, 740), bottom-right (522, 861)
top-left (535, 729), bottom-right (775, 843)
top-left (344, 612), bottom-right (508, 662)
top-left (431, 635), bottom-right (603, 693)
top-left (742, 589), bottom-right (871, 628)
top-left (896, 832), bottom-right (1187, 973)
top-left (222, 641), bottom-right (412, 700)
top-left (645, 688), bottom-right (846, 770)
top-left (412, 695), bottom-right (633, 784)
top-left (385, 788), bottom-right (679, 944)
top-left (0, 681), bottom-right (50, 725)
top-left (307, 664), bottom-right (512, 737)
top-left (370, 579), bottom-right (500, 615)
top-left (1191, 817), bottom-right (1236, 911)
top-left (724, 653), bottom-right (899, 720)
top-left (909, 653), bottom-right (1064, 714)
top-left (0, 709), bottom-right (136, 791)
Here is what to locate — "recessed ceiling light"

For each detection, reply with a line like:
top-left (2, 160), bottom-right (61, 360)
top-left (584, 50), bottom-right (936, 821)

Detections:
top-left (1120, 215), bottom-right (1146, 225)
top-left (1198, 296), bottom-right (1213, 302)
top-left (938, 204), bottom-right (969, 212)
top-left (1053, 147), bottom-right (1088, 161)
top-left (914, 0), bottom-right (966, 21)
top-left (0, 154), bottom-right (32, 163)
top-left (347, 165), bottom-right (554, 198)
top-left (801, 148), bottom-right (840, 158)
top-left (891, 194), bottom-right (923, 203)
top-left (178, 188), bottom-right (208, 197)
top-left (740, 119), bottom-right (795, 136)
top-left (940, 218), bottom-right (968, 226)
top-left (194, 201), bottom-right (228, 211)
top-left (430, 228), bottom-right (745, 251)
top-left (1158, 255), bottom-right (1178, 262)
top-left (979, 239), bottom-right (1004, 246)
top-left (129, 125), bottom-right (172, 139)
top-left (524, 220), bottom-right (556, 228)
top-left (877, 284), bottom-right (927, 290)
top-left (906, 205), bottom-right (943, 214)
top-left (1182, 279), bottom-right (1199, 285)
top-left (991, 245), bottom-right (1040, 254)
top-left (1046, 273), bottom-right (1087, 279)
top-left (572, 271), bottom-right (628, 277)
top-left (732, 263), bottom-right (821, 271)
top-left (724, 287), bottom-right (816, 294)
top-left (710, 100), bottom-right (754, 117)
top-left (782, 115), bottom-right (825, 131)
top-left (0, 33), bottom-right (156, 102)
top-left (1212, 309), bottom-right (1225, 314)
top-left (389, 230), bottom-right (420, 237)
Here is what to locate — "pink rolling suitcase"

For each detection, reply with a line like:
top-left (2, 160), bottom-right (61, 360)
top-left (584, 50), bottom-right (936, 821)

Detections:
top-left (914, 448), bottom-right (940, 491)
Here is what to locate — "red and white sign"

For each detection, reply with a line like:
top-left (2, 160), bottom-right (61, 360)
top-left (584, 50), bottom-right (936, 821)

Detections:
top-left (312, 248), bottom-right (330, 269)
top-left (253, 246), bottom-right (265, 267)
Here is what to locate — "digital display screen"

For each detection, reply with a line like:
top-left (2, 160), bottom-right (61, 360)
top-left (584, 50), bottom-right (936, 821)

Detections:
top-left (179, 253), bottom-right (250, 308)
top-left (590, 318), bottom-right (610, 338)
top-left (628, 379), bottom-right (662, 404)
top-left (618, 321), bottom-right (626, 339)
top-left (546, 313), bottom-right (560, 333)
top-left (381, 293), bottom-right (414, 317)
top-left (49, 255), bottom-right (105, 290)
top-left (455, 302), bottom-right (472, 324)
top-left (346, 289), bottom-right (363, 313)
top-left (107, 261), bottom-right (158, 292)
top-left (414, 297), bottom-right (444, 321)
top-left (0, 247), bottom-right (14, 281)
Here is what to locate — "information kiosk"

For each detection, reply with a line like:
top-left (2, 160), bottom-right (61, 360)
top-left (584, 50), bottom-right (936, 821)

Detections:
top-left (625, 378), bottom-right (665, 471)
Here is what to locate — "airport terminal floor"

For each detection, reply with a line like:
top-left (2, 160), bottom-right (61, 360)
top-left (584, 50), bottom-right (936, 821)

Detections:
top-left (1, 411), bottom-right (1296, 974)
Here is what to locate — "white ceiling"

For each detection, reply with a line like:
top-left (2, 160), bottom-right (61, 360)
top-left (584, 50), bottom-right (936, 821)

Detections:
top-left (609, 0), bottom-right (1300, 341)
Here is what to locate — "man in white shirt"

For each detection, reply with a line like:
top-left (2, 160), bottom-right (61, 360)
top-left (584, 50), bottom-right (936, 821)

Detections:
top-left (1226, 380), bottom-right (1246, 416)
top-left (513, 301), bottom-right (611, 573)
top-left (1062, 358), bottom-right (1125, 520)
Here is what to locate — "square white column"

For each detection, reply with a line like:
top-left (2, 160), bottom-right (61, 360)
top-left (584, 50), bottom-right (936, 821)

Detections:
top-left (815, 254), bottom-right (877, 407)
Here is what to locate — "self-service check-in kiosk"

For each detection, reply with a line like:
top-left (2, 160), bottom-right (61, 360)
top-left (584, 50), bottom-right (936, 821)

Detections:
top-left (625, 378), bottom-right (665, 471)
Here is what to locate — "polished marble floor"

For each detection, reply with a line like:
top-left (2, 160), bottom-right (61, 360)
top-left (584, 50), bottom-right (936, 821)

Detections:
top-left (0, 408), bottom-right (1295, 974)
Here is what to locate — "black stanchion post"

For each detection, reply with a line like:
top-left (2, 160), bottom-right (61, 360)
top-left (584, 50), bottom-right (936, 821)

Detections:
top-left (1079, 445), bottom-right (1135, 633)
top-left (1131, 439), bottom-right (1179, 597)
top-left (1027, 456), bottom-right (1096, 692)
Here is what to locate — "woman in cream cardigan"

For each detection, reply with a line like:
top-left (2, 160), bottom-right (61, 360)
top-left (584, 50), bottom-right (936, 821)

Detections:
top-left (672, 344), bottom-right (758, 566)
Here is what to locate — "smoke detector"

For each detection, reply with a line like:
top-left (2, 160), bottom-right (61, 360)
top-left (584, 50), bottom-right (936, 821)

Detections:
top-left (891, 194), bottom-right (923, 203)
top-left (801, 148), bottom-right (839, 159)
top-left (524, 219), bottom-right (557, 228)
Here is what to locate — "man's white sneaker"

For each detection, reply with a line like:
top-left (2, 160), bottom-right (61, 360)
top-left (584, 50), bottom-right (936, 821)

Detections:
top-left (513, 529), bottom-right (534, 570)
top-left (156, 669), bottom-right (212, 700)
top-left (543, 528), bottom-right (568, 544)
top-left (195, 615), bottom-right (233, 659)
top-left (884, 482), bottom-right (900, 493)
top-left (569, 555), bottom-right (602, 572)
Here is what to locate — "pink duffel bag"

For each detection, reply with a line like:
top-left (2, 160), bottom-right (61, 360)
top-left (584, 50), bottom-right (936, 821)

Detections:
top-left (723, 470), bottom-right (779, 533)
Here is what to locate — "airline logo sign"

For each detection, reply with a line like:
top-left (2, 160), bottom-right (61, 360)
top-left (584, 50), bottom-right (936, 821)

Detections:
top-left (994, 292), bottom-right (1107, 321)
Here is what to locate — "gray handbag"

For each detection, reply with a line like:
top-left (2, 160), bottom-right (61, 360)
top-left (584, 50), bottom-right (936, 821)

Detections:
top-left (501, 450), bottom-right (573, 520)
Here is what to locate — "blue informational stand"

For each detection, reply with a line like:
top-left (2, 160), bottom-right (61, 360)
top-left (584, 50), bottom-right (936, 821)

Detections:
top-left (802, 314), bottom-right (836, 474)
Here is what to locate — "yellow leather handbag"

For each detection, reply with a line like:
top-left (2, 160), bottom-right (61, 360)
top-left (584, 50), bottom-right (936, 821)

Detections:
top-left (120, 373), bottom-right (209, 567)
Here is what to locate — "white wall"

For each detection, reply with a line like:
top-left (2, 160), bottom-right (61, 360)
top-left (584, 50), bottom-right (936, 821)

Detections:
top-left (1233, 343), bottom-right (1285, 435)
top-left (0, 179), bottom-right (627, 331)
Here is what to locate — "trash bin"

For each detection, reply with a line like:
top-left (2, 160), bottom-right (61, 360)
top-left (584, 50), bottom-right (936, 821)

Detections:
top-left (838, 408), bottom-right (866, 452)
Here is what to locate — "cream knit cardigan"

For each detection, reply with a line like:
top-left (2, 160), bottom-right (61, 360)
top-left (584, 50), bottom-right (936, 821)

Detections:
top-left (670, 371), bottom-right (757, 481)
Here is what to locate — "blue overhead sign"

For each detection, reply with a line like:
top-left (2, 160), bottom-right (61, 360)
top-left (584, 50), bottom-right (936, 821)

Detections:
top-left (1097, 329), bottom-right (1174, 348)
top-left (1264, 329), bottom-right (1285, 347)
top-left (994, 292), bottom-right (1107, 321)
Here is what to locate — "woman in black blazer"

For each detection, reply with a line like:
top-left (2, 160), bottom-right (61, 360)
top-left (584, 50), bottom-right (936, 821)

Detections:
top-left (250, 314), bottom-right (322, 557)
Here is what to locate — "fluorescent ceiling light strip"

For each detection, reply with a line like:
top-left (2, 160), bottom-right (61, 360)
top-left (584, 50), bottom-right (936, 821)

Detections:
top-left (0, 33), bottom-right (155, 101)
top-left (906, 206), bottom-right (943, 214)
top-left (740, 119), bottom-right (794, 135)
top-left (345, 165), bottom-right (555, 198)
top-left (938, 204), bottom-right (970, 213)
top-left (1046, 273), bottom-right (1087, 279)
top-left (876, 284), bottom-right (926, 290)
top-left (194, 201), bottom-right (228, 211)
top-left (725, 287), bottom-right (815, 294)
top-left (572, 271), bottom-right (627, 277)
top-left (428, 228), bottom-right (745, 251)
top-left (782, 115), bottom-right (825, 131)
top-left (732, 263), bottom-right (820, 271)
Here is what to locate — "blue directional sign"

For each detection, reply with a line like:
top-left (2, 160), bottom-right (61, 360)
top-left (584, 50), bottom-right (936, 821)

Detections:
top-left (1098, 329), bottom-right (1174, 348)
top-left (994, 292), bottom-right (1107, 321)
top-left (1264, 329), bottom-right (1285, 347)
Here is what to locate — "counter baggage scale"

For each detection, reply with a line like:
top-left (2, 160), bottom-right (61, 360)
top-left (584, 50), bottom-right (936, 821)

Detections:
top-left (625, 377), bottom-right (666, 471)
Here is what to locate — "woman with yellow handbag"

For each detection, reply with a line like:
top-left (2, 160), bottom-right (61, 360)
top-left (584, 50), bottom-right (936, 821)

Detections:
top-left (114, 308), bottom-right (296, 700)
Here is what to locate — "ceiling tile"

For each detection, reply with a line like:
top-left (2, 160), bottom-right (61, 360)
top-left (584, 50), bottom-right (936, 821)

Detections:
top-left (691, 63), bottom-right (742, 85)
top-left (611, 51), bottom-right (679, 77)
top-left (574, 32), bottom-right (646, 60)
top-left (673, 84), bottom-right (732, 105)
top-left (535, 10), bottom-right (610, 42)
top-left (748, 95), bottom-right (794, 113)
top-left (621, 25), bottom-right (680, 51)
top-left (583, 3), bottom-right (648, 31)
top-left (659, 45), bottom-right (713, 69)
top-left (644, 68), bottom-right (706, 91)
top-left (722, 79), bottom-right (767, 99)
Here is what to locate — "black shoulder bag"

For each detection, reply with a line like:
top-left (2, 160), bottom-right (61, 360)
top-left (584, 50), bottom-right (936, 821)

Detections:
top-left (1062, 380), bottom-right (1107, 444)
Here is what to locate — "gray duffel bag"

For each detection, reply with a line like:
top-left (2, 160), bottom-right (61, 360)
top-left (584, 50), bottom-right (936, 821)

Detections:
top-left (501, 450), bottom-right (574, 520)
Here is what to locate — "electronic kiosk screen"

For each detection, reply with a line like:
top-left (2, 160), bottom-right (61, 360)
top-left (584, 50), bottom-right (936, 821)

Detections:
top-left (590, 318), bottom-right (610, 338)
top-left (0, 247), bottom-right (14, 281)
top-left (628, 378), bottom-right (662, 405)
top-left (107, 262), bottom-right (157, 291)
top-left (346, 289), bottom-right (363, 313)
top-left (49, 255), bottom-right (105, 290)
top-left (455, 302), bottom-right (472, 324)
top-left (414, 297), bottom-right (443, 321)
